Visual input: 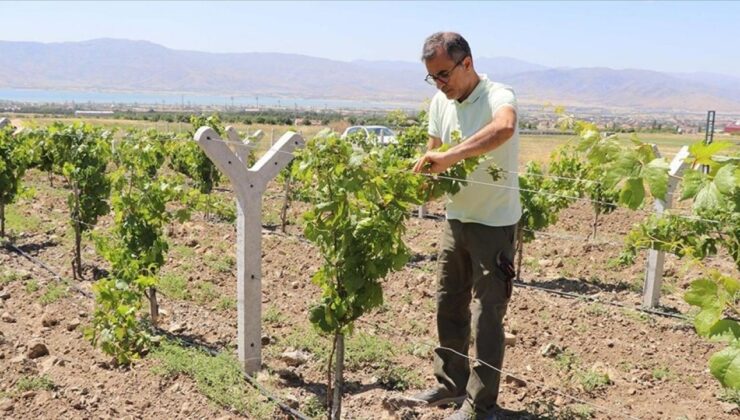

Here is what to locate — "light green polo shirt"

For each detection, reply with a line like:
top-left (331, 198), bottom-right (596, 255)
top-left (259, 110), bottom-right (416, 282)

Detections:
top-left (428, 74), bottom-right (522, 227)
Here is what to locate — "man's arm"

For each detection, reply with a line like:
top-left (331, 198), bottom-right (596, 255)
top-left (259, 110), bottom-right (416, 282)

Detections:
top-left (413, 106), bottom-right (517, 173)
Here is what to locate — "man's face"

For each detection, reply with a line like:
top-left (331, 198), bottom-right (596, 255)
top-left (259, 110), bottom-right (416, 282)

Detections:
top-left (424, 48), bottom-right (468, 101)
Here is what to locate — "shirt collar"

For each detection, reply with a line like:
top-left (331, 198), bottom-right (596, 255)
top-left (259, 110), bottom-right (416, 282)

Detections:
top-left (453, 74), bottom-right (488, 107)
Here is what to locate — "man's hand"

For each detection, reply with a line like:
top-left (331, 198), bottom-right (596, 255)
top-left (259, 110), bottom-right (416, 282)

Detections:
top-left (413, 150), bottom-right (458, 174)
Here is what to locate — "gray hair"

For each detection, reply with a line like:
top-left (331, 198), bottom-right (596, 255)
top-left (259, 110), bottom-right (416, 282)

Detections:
top-left (421, 32), bottom-right (471, 62)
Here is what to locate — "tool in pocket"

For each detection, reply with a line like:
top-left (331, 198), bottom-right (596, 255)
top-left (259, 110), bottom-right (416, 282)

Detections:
top-left (496, 250), bottom-right (515, 299)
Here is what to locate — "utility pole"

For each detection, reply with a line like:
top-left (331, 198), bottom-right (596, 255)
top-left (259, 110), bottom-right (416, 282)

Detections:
top-left (703, 110), bottom-right (715, 174)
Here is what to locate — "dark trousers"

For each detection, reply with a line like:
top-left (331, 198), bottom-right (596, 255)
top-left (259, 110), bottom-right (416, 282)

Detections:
top-left (434, 219), bottom-right (517, 412)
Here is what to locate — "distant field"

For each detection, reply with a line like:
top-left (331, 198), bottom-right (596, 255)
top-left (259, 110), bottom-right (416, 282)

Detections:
top-left (11, 115), bottom-right (738, 164)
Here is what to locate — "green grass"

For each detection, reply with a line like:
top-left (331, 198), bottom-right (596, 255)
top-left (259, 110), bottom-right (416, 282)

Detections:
top-left (1, 270), bottom-right (20, 285)
top-left (15, 375), bottom-right (55, 392)
top-left (25, 280), bottom-right (40, 293)
top-left (193, 281), bottom-right (219, 305)
top-left (158, 273), bottom-right (190, 300)
top-left (39, 282), bottom-right (69, 305)
top-left (171, 244), bottom-right (196, 259)
top-left (719, 388), bottom-right (740, 406)
top-left (150, 340), bottom-right (277, 418)
top-left (554, 349), bottom-right (578, 371)
top-left (585, 303), bottom-right (607, 317)
top-left (216, 296), bottom-right (236, 312)
top-left (577, 369), bottom-right (611, 392)
top-left (4, 204), bottom-right (43, 235)
top-left (345, 333), bottom-right (394, 369)
top-left (263, 305), bottom-right (285, 325)
top-left (561, 404), bottom-right (595, 419)
top-left (277, 326), bottom-right (331, 363)
top-left (376, 363), bottom-right (424, 391)
top-left (204, 252), bottom-right (235, 274)
top-left (168, 245), bottom-right (195, 273)
top-left (347, 333), bottom-right (423, 390)
top-left (302, 395), bottom-right (327, 418)
top-left (622, 308), bottom-right (655, 325)
top-left (660, 280), bottom-right (678, 296)
top-left (652, 366), bottom-right (675, 381)
top-left (276, 327), bottom-right (404, 380)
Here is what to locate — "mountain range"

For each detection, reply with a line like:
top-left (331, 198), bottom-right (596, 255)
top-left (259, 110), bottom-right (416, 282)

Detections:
top-left (1, 38), bottom-right (739, 112)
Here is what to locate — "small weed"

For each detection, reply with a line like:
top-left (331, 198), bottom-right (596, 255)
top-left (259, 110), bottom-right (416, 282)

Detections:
top-left (605, 257), bottom-right (624, 269)
top-left (39, 282), bottom-right (68, 305)
top-left (158, 273), bottom-right (190, 300)
top-left (172, 244), bottom-right (196, 258)
top-left (206, 254), bottom-right (235, 274)
top-left (303, 395), bottom-right (327, 418)
top-left (405, 341), bottom-right (433, 358)
top-left (523, 257), bottom-right (538, 271)
top-left (377, 364), bottom-right (424, 391)
top-left (555, 350), bottom-right (578, 371)
top-left (193, 281), bottom-right (219, 305)
top-left (660, 281), bottom-right (677, 295)
top-left (585, 303), bottom-right (607, 316)
top-left (151, 340), bottom-right (277, 418)
top-left (627, 277), bottom-right (643, 293)
top-left (652, 366), bottom-right (674, 381)
top-left (263, 305), bottom-right (285, 325)
top-left (622, 308), bottom-right (654, 325)
top-left (15, 375), bottom-right (55, 392)
top-left (279, 325), bottom-right (330, 363)
top-left (423, 298), bottom-right (436, 313)
top-left (405, 319), bottom-right (427, 336)
top-left (25, 280), bottom-right (40, 293)
top-left (216, 297), bottom-right (236, 311)
top-left (719, 388), bottom-right (740, 406)
top-left (345, 333), bottom-right (395, 369)
top-left (561, 404), bottom-right (595, 419)
top-left (0, 271), bottom-right (19, 284)
top-left (577, 370), bottom-right (611, 392)
top-left (4, 205), bottom-right (42, 235)
top-left (617, 361), bottom-right (635, 372)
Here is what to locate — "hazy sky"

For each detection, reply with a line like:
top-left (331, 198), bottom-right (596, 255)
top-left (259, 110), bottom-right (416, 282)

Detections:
top-left (2, 1), bottom-right (739, 76)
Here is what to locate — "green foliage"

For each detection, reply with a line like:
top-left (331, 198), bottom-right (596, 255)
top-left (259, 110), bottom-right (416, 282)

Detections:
top-left (158, 273), bottom-right (190, 300)
top-left (15, 375), bottom-right (55, 392)
top-left (295, 129), bottom-right (496, 336)
top-left (46, 122), bottom-right (112, 276)
top-left (85, 274), bottom-right (154, 365)
top-left (0, 126), bottom-right (34, 236)
top-left (652, 366), bottom-right (675, 381)
top-left (168, 115), bottom-right (223, 194)
top-left (621, 137), bottom-right (739, 391)
top-left (39, 282), bottom-right (68, 305)
top-left (294, 126), bottom-right (498, 413)
top-left (151, 340), bottom-right (278, 418)
top-left (391, 111), bottom-right (428, 159)
top-left (25, 279), bottom-right (39, 293)
top-left (89, 129), bottom-right (188, 365)
top-left (518, 158), bottom-right (578, 242)
top-left (577, 369), bottom-right (611, 392)
top-left (683, 271), bottom-right (740, 389)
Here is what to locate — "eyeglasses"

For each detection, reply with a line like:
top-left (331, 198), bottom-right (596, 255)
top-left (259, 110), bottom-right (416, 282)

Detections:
top-left (424, 58), bottom-right (465, 86)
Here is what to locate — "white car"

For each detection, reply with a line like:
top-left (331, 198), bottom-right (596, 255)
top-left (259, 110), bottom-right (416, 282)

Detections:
top-left (341, 125), bottom-right (397, 145)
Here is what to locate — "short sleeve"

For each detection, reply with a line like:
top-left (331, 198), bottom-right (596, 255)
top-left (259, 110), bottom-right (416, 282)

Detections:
top-left (428, 95), bottom-right (441, 138)
top-left (488, 85), bottom-right (518, 115)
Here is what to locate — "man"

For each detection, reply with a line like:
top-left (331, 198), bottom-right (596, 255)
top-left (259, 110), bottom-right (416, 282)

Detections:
top-left (410, 32), bottom-right (521, 420)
